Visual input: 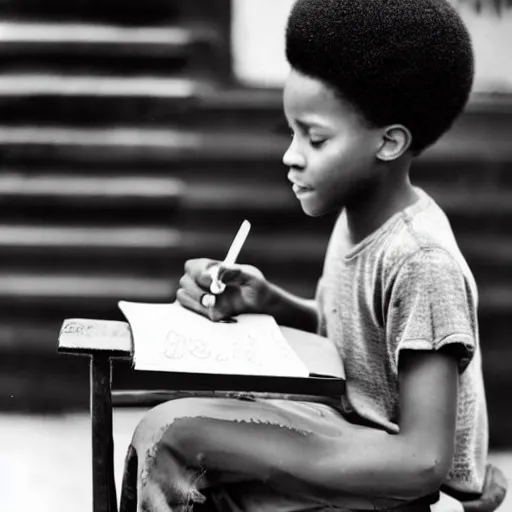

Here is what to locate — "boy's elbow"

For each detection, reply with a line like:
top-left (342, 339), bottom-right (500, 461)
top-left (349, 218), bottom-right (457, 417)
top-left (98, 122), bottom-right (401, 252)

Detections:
top-left (405, 452), bottom-right (451, 500)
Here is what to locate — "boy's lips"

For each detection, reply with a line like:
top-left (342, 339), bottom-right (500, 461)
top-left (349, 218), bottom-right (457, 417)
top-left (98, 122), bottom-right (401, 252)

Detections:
top-left (288, 173), bottom-right (313, 193)
top-left (292, 183), bottom-right (313, 196)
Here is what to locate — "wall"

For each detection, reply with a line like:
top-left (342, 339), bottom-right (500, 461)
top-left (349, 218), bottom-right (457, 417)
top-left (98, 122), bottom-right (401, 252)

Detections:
top-left (231, 0), bottom-right (512, 93)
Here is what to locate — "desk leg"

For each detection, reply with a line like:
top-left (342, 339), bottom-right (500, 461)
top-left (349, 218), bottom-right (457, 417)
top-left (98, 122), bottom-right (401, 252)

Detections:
top-left (91, 355), bottom-right (118, 512)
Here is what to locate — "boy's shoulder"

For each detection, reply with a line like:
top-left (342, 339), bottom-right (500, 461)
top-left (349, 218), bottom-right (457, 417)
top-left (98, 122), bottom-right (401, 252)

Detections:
top-left (378, 188), bottom-right (473, 283)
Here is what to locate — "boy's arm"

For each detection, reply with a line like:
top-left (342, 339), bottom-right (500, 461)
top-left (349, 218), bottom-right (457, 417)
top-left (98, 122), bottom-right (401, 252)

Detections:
top-left (268, 349), bottom-right (459, 504)
top-left (180, 259), bottom-right (319, 331)
top-left (261, 281), bottom-right (318, 333)
top-left (302, 349), bottom-right (458, 500)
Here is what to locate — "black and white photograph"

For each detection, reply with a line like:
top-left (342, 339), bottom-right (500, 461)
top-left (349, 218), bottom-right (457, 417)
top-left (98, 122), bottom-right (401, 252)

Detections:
top-left (0, 1), bottom-right (511, 511)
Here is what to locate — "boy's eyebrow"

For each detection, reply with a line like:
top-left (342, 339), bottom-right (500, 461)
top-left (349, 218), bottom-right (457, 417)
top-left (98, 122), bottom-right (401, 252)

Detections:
top-left (282, 111), bottom-right (331, 131)
top-left (294, 118), bottom-right (329, 131)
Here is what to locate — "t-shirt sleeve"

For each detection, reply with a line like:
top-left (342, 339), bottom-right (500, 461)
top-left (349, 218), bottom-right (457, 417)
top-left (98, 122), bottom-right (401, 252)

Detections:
top-left (386, 248), bottom-right (477, 373)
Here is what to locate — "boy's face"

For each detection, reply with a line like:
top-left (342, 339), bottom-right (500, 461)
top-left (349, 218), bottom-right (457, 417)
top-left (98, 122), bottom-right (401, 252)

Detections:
top-left (283, 69), bottom-right (383, 217)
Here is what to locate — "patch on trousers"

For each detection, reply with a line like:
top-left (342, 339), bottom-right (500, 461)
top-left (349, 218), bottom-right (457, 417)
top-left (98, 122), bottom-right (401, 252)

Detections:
top-left (140, 415), bottom-right (313, 510)
top-left (140, 479), bottom-right (205, 512)
top-left (141, 440), bottom-right (208, 511)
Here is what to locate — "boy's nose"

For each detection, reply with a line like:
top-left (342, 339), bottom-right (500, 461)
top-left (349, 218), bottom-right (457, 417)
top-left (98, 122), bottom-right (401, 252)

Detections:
top-left (282, 142), bottom-right (306, 169)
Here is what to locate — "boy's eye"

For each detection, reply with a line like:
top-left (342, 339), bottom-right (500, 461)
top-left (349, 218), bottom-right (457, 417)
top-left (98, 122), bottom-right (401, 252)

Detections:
top-left (309, 137), bottom-right (327, 148)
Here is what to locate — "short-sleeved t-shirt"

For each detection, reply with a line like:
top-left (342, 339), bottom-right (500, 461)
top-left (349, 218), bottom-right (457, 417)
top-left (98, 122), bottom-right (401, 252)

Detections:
top-left (315, 187), bottom-right (488, 495)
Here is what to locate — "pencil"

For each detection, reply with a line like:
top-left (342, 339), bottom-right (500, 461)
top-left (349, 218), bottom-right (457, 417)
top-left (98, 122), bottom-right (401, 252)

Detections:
top-left (210, 220), bottom-right (251, 294)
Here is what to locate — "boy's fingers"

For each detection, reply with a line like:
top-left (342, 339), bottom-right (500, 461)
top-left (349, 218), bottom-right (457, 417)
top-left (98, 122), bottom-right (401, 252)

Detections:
top-left (176, 288), bottom-right (206, 317)
top-left (183, 259), bottom-right (245, 290)
top-left (184, 258), bottom-right (218, 283)
top-left (178, 274), bottom-right (206, 303)
top-left (176, 287), bottom-right (230, 323)
top-left (217, 266), bottom-right (243, 284)
top-left (181, 259), bottom-right (220, 291)
top-left (205, 265), bottom-right (243, 295)
top-left (197, 263), bottom-right (224, 289)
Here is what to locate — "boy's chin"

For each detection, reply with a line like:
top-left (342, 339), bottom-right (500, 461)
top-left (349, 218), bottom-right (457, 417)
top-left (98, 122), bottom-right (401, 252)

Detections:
top-left (299, 200), bottom-right (336, 218)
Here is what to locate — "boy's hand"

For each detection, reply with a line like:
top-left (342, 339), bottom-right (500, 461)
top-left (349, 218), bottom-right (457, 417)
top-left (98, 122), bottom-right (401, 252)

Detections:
top-left (176, 258), bottom-right (269, 322)
top-left (462, 464), bottom-right (508, 512)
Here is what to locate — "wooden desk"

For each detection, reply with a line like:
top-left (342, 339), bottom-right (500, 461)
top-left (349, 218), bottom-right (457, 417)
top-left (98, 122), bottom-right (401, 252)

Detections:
top-left (57, 318), bottom-right (344, 512)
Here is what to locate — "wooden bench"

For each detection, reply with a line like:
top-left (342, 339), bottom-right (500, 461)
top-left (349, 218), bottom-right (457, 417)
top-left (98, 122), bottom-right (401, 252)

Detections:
top-left (57, 317), bottom-right (345, 512)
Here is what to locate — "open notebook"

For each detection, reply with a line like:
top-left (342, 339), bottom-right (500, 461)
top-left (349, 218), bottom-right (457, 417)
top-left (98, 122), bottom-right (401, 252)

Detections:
top-left (118, 301), bottom-right (344, 386)
top-left (119, 300), bottom-right (314, 377)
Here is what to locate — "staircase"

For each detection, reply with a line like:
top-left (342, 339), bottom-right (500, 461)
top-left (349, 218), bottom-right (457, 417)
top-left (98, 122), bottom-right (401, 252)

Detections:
top-left (0, 0), bottom-right (511, 446)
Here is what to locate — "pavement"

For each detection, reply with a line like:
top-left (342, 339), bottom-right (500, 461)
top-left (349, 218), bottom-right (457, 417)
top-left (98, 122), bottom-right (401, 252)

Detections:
top-left (0, 410), bottom-right (510, 512)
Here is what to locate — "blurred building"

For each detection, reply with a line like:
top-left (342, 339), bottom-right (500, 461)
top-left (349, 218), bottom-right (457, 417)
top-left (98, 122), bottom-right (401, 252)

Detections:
top-left (0, 0), bottom-right (511, 447)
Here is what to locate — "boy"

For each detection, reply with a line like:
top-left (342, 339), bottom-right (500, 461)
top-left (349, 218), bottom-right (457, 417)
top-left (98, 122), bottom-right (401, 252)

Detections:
top-left (120, 1), bottom-right (507, 510)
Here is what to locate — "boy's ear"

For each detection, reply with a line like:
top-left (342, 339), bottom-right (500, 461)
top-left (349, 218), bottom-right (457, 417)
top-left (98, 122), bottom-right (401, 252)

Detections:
top-left (376, 125), bottom-right (412, 162)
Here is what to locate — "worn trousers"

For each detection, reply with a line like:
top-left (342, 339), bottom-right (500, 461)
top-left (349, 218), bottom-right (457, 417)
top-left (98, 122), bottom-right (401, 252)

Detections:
top-left (119, 392), bottom-right (438, 512)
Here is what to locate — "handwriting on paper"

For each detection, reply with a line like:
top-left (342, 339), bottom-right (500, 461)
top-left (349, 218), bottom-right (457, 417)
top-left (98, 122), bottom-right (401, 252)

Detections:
top-left (118, 301), bottom-right (310, 378)
top-left (163, 330), bottom-right (264, 368)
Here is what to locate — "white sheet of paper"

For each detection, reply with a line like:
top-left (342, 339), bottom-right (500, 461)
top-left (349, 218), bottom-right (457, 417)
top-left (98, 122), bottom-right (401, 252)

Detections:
top-left (119, 301), bottom-right (310, 378)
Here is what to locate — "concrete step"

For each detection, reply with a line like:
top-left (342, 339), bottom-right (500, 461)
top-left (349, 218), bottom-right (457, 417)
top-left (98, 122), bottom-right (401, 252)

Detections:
top-left (478, 284), bottom-right (512, 314)
top-left (0, 22), bottom-right (222, 75)
top-left (0, 79), bottom-right (284, 128)
top-left (0, 271), bottom-right (176, 321)
top-left (425, 184), bottom-right (512, 216)
top-left (0, 74), bottom-right (214, 100)
top-left (0, 0), bottom-right (231, 25)
top-left (0, 318), bottom-right (67, 353)
top-left (0, 22), bottom-right (218, 53)
top-left (0, 172), bottom-right (185, 208)
top-left (0, 0), bottom-right (188, 25)
top-left (0, 126), bottom-right (288, 166)
top-left (0, 272), bottom-right (174, 300)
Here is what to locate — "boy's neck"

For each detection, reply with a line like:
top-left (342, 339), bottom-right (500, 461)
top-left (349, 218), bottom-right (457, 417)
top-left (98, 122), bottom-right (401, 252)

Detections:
top-left (345, 168), bottom-right (419, 245)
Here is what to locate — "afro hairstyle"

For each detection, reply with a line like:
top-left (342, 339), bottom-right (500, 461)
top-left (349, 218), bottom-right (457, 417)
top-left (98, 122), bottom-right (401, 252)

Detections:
top-left (285, 0), bottom-right (474, 153)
